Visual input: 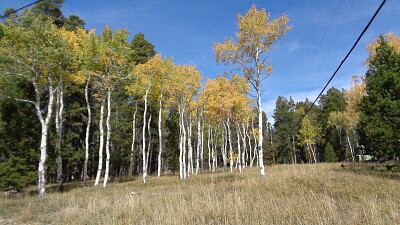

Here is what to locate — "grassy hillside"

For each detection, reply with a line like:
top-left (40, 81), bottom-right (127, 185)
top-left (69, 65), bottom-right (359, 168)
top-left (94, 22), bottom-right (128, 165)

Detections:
top-left (1, 163), bottom-right (399, 224)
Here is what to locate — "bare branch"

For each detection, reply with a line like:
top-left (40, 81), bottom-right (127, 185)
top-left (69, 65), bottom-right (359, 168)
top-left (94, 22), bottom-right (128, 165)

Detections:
top-left (0, 94), bottom-right (36, 106)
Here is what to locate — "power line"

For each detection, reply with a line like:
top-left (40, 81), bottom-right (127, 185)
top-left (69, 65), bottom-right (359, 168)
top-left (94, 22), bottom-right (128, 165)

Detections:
top-left (301, 0), bottom-right (387, 121)
top-left (0, 0), bottom-right (45, 19)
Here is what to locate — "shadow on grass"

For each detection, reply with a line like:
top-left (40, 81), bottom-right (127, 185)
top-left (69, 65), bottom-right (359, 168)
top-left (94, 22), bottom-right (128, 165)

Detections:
top-left (337, 162), bottom-right (400, 180)
top-left (21, 176), bottom-right (138, 198)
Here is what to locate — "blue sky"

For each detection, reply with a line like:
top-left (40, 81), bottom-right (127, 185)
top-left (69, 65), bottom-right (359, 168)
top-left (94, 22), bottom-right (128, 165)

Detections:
top-left (2, 0), bottom-right (399, 123)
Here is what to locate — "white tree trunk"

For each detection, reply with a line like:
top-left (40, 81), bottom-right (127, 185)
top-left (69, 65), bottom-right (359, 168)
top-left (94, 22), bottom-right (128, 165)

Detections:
top-left (241, 124), bottom-right (247, 168)
top-left (195, 110), bottom-right (202, 175)
top-left (83, 76), bottom-right (91, 185)
top-left (226, 118), bottom-right (233, 173)
top-left (178, 105), bottom-right (187, 179)
top-left (346, 129), bottom-right (355, 162)
top-left (207, 126), bottom-right (211, 171)
top-left (103, 88), bottom-right (112, 187)
top-left (182, 108), bottom-right (187, 179)
top-left (55, 82), bottom-right (64, 191)
top-left (200, 118), bottom-right (204, 172)
top-left (142, 86), bottom-right (150, 184)
top-left (179, 109), bottom-right (184, 179)
top-left (213, 132), bottom-right (217, 171)
top-left (157, 93), bottom-right (163, 177)
top-left (246, 124), bottom-right (253, 167)
top-left (35, 78), bottom-right (56, 197)
top-left (128, 106), bottom-right (137, 177)
top-left (222, 123), bottom-right (227, 172)
top-left (146, 115), bottom-right (152, 173)
top-left (211, 129), bottom-right (216, 172)
top-left (236, 123), bottom-right (242, 173)
top-left (94, 97), bottom-right (105, 187)
top-left (257, 88), bottom-right (265, 177)
top-left (187, 114), bottom-right (193, 176)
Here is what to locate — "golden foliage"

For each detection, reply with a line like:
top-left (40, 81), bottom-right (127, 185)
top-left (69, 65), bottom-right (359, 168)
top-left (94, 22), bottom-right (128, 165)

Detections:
top-left (366, 32), bottom-right (400, 64)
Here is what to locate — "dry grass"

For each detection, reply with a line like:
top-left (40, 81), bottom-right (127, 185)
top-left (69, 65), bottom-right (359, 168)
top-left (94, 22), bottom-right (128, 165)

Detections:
top-left (1, 163), bottom-right (399, 224)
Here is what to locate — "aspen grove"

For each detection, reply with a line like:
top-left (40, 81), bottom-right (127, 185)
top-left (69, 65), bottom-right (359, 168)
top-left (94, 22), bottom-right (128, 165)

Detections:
top-left (1, 1), bottom-right (399, 199)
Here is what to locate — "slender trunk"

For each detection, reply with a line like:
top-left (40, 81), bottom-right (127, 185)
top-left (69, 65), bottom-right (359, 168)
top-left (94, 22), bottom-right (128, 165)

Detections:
top-left (226, 118), bottom-right (233, 173)
top-left (36, 78), bottom-right (56, 197)
top-left (146, 115), bottom-right (152, 173)
top-left (94, 97), bottom-right (105, 187)
top-left (142, 86), bottom-right (150, 183)
top-left (187, 114), bottom-right (193, 176)
top-left (292, 134), bottom-right (297, 164)
top-left (103, 89), bottom-right (112, 187)
top-left (250, 116), bottom-right (258, 167)
top-left (182, 108), bottom-right (187, 179)
top-left (236, 123), bottom-right (242, 173)
top-left (200, 118), bottom-right (204, 172)
top-left (179, 108), bottom-right (184, 179)
top-left (207, 126), bottom-right (211, 171)
top-left (128, 106), bottom-right (137, 177)
top-left (195, 110), bottom-right (202, 175)
top-left (213, 131), bottom-right (217, 171)
top-left (84, 76), bottom-right (91, 185)
top-left (246, 124), bottom-right (253, 167)
top-left (55, 82), bottom-right (64, 191)
top-left (257, 88), bottom-right (265, 177)
top-left (241, 124), bottom-right (247, 168)
top-left (157, 93), bottom-right (163, 177)
top-left (222, 122), bottom-right (227, 172)
top-left (346, 129), bottom-right (355, 162)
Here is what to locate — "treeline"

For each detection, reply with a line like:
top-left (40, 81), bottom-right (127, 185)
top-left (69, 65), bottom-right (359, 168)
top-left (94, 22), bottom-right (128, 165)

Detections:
top-left (270, 33), bottom-right (400, 165)
top-left (0, 1), bottom-right (399, 197)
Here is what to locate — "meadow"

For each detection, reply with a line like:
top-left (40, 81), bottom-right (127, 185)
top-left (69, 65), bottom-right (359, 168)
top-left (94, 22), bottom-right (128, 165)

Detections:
top-left (1, 163), bottom-right (399, 224)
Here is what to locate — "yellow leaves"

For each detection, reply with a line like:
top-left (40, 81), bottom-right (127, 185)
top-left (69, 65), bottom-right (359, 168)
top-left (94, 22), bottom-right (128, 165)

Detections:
top-left (213, 38), bottom-right (238, 64)
top-left (343, 75), bottom-right (366, 129)
top-left (297, 115), bottom-right (320, 146)
top-left (201, 75), bottom-right (252, 123)
top-left (67, 71), bottom-right (87, 85)
top-left (366, 32), bottom-right (400, 64)
top-left (236, 4), bottom-right (292, 52)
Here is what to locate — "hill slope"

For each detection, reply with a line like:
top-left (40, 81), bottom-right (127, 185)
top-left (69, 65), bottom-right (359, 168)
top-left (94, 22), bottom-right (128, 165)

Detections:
top-left (1, 163), bottom-right (399, 224)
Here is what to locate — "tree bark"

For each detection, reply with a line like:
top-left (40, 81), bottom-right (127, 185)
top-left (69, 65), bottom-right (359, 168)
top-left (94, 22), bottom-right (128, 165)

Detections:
top-left (157, 93), bottom-right (163, 177)
top-left (346, 129), bottom-right (355, 162)
top-left (182, 108), bottom-right (187, 179)
top-left (226, 118), bottom-right (233, 173)
top-left (236, 123), bottom-right (242, 173)
top-left (35, 77), bottom-right (56, 197)
top-left (179, 108), bottom-right (184, 178)
top-left (187, 114), bottom-right (193, 176)
top-left (222, 122), bottom-right (228, 172)
top-left (207, 126), bottom-right (211, 171)
top-left (257, 87), bottom-right (265, 177)
top-left (200, 117), bottom-right (204, 172)
top-left (128, 105), bottom-right (137, 177)
top-left (241, 124), bottom-right (247, 168)
top-left (142, 85), bottom-right (150, 183)
top-left (83, 76), bottom-right (91, 185)
top-left (103, 88), bottom-right (112, 187)
top-left (146, 115), bottom-right (152, 173)
top-left (195, 110), bottom-right (202, 175)
top-left (55, 81), bottom-right (64, 191)
top-left (94, 97), bottom-right (105, 186)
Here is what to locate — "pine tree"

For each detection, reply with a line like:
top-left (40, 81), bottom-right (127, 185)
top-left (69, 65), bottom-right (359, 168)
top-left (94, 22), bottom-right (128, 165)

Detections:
top-left (360, 37), bottom-right (400, 158)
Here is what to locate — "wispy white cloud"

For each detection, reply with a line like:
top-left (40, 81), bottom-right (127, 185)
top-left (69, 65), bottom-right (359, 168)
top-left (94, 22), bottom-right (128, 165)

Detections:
top-left (286, 40), bottom-right (307, 53)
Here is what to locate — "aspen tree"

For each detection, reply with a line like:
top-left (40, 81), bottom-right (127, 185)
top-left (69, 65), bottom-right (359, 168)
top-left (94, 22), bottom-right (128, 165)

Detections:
top-left (214, 5), bottom-right (292, 177)
top-left (0, 17), bottom-right (73, 196)
top-left (167, 65), bottom-right (201, 179)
